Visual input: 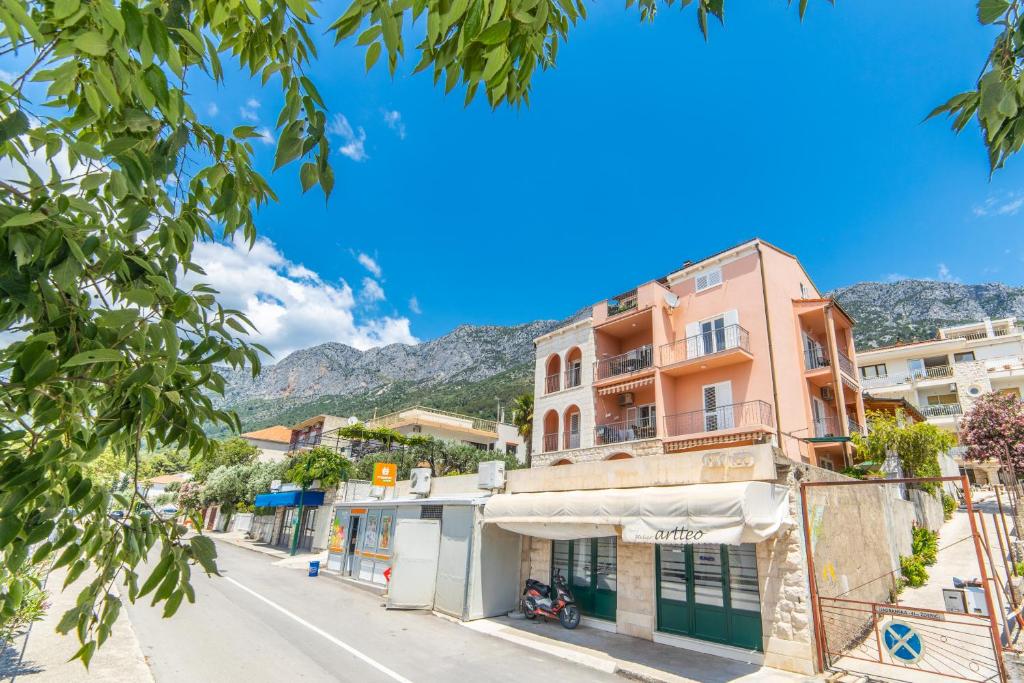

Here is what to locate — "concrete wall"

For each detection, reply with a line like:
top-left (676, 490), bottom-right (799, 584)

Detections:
top-left (909, 488), bottom-right (945, 532)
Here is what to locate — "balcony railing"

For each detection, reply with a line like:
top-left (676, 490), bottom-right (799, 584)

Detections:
top-left (565, 365), bottom-right (582, 389)
top-left (912, 365), bottom-right (953, 381)
top-left (542, 433), bottom-right (559, 452)
top-left (368, 405), bottom-right (498, 434)
top-left (564, 431), bottom-right (581, 450)
top-left (545, 374), bottom-right (560, 394)
top-left (595, 345), bottom-right (654, 381)
top-left (664, 400), bottom-right (773, 437)
top-left (661, 324), bottom-right (750, 366)
top-left (607, 289), bottom-right (638, 317)
top-left (848, 417), bottom-right (864, 436)
top-left (946, 326), bottom-right (1023, 341)
top-left (811, 415), bottom-right (864, 438)
top-left (595, 417), bottom-right (656, 445)
top-left (290, 432), bottom-right (322, 451)
top-left (837, 349), bottom-right (855, 378)
top-left (805, 348), bottom-right (830, 371)
top-left (918, 403), bottom-right (963, 418)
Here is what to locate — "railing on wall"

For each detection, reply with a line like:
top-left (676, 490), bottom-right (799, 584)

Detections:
top-left (545, 374), bottom-right (560, 394)
top-left (564, 365), bottom-right (582, 388)
top-left (660, 324), bottom-right (749, 366)
top-left (607, 289), bottom-right (638, 317)
top-left (542, 433), bottom-right (559, 452)
top-left (918, 403), bottom-right (963, 418)
top-left (595, 345), bottom-right (654, 381)
top-left (663, 400), bottom-right (773, 437)
top-left (595, 417), bottom-right (656, 445)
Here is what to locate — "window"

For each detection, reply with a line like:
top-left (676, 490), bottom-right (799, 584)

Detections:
top-left (420, 505), bottom-right (443, 520)
top-left (927, 394), bottom-right (958, 406)
top-left (860, 363), bottom-right (887, 380)
top-left (694, 267), bottom-right (723, 292)
top-left (954, 352), bottom-right (976, 363)
top-left (505, 443), bottom-right (518, 456)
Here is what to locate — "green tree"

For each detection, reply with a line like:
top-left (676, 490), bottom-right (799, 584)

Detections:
top-left (852, 410), bottom-right (955, 492)
top-left (192, 438), bottom-right (259, 482)
top-left (201, 464), bottom-right (252, 510)
top-left (286, 446), bottom-right (352, 489)
top-left (353, 450), bottom-right (416, 481)
top-left (511, 393), bottom-right (534, 468)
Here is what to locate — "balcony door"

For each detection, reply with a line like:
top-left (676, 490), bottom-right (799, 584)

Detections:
top-left (702, 382), bottom-right (733, 431)
top-left (811, 396), bottom-right (828, 438)
top-left (626, 403), bottom-right (656, 439)
top-left (568, 411), bottom-right (581, 449)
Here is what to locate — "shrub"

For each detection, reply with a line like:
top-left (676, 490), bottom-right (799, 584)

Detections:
top-left (0, 564), bottom-right (50, 642)
top-left (1016, 561), bottom-right (1024, 577)
top-left (900, 555), bottom-right (929, 588)
top-left (911, 527), bottom-right (939, 566)
top-left (942, 493), bottom-right (957, 521)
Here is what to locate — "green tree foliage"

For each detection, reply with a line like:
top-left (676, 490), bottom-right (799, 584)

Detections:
top-left (286, 445), bottom-right (352, 489)
top-left (929, 0), bottom-right (1024, 171)
top-left (852, 410), bottom-right (955, 491)
top-left (911, 527), bottom-right (939, 566)
top-left (201, 464), bottom-right (251, 509)
top-left (352, 434), bottom-right (520, 480)
top-left (0, 561), bottom-right (49, 643)
top-left (900, 554), bottom-right (929, 588)
top-left (192, 438), bottom-right (259, 482)
top-left (511, 393), bottom-right (533, 467)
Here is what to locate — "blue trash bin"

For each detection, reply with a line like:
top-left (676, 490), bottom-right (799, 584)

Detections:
top-left (308, 560), bottom-right (320, 577)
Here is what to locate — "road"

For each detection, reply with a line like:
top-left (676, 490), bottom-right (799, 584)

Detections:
top-left (125, 541), bottom-right (619, 683)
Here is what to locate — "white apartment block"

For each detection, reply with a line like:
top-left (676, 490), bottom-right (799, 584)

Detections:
top-left (856, 317), bottom-right (1024, 436)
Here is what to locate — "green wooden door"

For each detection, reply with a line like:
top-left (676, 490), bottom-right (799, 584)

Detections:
top-left (656, 543), bottom-right (763, 651)
top-left (552, 537), bottom-right (617, 622)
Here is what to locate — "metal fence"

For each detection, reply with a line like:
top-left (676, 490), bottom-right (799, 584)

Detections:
top-left (595, 345), bottom-right (654, 381)
top-left (664, 400), bottom-right (773, 437)
top-left (660, 324), bottom-right (749, 365)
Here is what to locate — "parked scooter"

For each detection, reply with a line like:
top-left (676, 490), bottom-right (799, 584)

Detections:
top-left (521, 570), bottom-right (581, 629)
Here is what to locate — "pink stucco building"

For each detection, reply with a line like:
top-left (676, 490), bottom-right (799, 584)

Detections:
top-left (533, 238), bottom-right (866, 471)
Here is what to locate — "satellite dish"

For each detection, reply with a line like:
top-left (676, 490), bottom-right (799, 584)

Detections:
top-left (347, 416), bottom-right (359, 425)
top-left (664, 291), bottom-right (680, 308)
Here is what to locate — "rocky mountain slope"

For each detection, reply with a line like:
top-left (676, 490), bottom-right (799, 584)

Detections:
top-left (222, 280), bottom-right (1024, 431)
top-left (832, 281), bottom-right (1024, 349)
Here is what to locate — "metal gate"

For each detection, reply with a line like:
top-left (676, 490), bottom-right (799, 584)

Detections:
top-left (801, 475), bottom-right (1008, 683)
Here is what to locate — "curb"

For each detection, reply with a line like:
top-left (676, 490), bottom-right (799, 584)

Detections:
top-left (459, 619), bottom-right (619, 676)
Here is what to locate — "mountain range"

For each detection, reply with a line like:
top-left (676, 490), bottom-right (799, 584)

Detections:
top-left (223, 280), bottom-right (1024, 432)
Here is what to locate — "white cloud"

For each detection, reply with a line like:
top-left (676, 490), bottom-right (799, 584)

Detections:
top-left (382, 110), bottom-right (406, 139)
top-left (356, 252), bottom-right (382, 278)
top-left (329, 114), bottom-right (368, 162)
top-left (185, 236), bottom-right (417, 358)
top-left (256, 127), bottom-right (275, 145)
top-left (885, 273), bottom-right (910, 282)
top-left (0, 69), bottom-right (15, 82)
top-left (937, 263), bottom-right (960, 283)
top-left (360, 277), bottom-right (386, 304)
top-left (207, 102), bottom-right (219, 117)
top-left (240, 98), bottom-right (261, 122)
top-left (409, 296), bottom-right (422, 314)
top-left (973, 192), bottom-right (1024, 217)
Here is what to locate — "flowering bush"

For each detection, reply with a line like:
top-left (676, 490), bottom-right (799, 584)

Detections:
top-left (960, 392), bottom-right (1024, 476)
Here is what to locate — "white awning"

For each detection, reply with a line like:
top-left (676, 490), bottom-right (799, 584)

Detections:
top-left (482, 481), bottom-right (791, 545)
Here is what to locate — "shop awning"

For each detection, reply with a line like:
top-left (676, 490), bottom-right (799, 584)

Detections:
top-left (253, 491), bottom-right (325, 507)
top-left (482, 481), bottom-right (791, 545)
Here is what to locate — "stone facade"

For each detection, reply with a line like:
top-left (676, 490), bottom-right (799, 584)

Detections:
top-left (533, 320), bottom-right (597, 455)
top-left (615, 542), bottom-right (655, 639)
top-left (953, 359), bottom-right (993, 412)
top-left (531, 438), bottom-right (664, 468)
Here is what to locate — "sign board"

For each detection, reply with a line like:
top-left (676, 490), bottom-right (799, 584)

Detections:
top-left (373, 462), bottom-right (398, 487)
top-left (878, 606), bottom-right (945, 622)
top-left (883, 620), bottom-right (925, 664)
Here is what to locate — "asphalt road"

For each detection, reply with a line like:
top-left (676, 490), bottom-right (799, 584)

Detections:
top-left (125, 541), bottom-right (619, 683)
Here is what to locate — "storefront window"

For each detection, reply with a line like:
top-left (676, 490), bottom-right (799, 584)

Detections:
top-left (727, 545), bottom-right (761, 613)
top-left (595, 537), bottom-right (617, 592)
top-left (692, 544), bottom-right (725, 607)
top-left (658, 546), bottom-right (687, 603)
top-left (551, 537), bottom-right (617, 621)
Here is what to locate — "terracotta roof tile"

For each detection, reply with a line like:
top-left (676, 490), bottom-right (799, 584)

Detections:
top-left (241, 425), bottom-right (294, 444)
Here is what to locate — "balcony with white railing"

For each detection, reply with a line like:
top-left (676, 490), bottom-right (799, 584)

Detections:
top-left (660, 325), bottom-right (753, 376)
top-left (595, 345), bottom-right (655, 382)
top-left (914, 365), bottom-right (953, 382)
top-left (917, 403), bottom-right (963, 418)
top-left (544, 373), bottom-right (560, 394)
top-left (564, 365), bottom-right (583, 389)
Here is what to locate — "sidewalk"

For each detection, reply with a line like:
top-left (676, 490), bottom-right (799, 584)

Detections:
top-left (0, 567), bottom-right (153, 683)
top-left (461, 615), bottom-right (816, 683)
top-left (206, 530), bottom-right (326, 570)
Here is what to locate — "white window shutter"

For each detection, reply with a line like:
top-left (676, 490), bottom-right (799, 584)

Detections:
top-left (685, 321), bottom-right (701, 359)
top-left (724, 309), bottom-right (739, 328)
top-left (695, 273), bottom-right (708, 291)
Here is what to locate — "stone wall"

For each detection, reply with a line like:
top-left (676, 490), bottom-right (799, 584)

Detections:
top-left (909, 488), bottom-right (945, 532)
top-left (528, 537), bottom-right (551, 583)
top-left (953, 359), bottom-right (992, 412)
top-left (616, 542), bottom-right (654, 639)
top-left (531, 438), bottom-right (664, 468)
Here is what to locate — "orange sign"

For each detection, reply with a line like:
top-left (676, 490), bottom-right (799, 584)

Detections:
top-left (372, 462), bottom-right (397, 487)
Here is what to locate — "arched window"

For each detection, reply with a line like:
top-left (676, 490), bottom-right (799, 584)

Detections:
top-left (563, 405), bottom-right (581, 450)
top-left (552, 458), bottom-right (573, 466)
top-left (542, 409), bottom-right (559, 453)
top-left (565, 347), bottom-right (583, 388)
top-left (544, 354), bottom-right (562, 394)
top-left (607, 452), bottom-right (633, 461)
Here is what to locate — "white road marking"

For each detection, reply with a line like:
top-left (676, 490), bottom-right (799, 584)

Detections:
top-left (224, 576), bottom-right (414, 683)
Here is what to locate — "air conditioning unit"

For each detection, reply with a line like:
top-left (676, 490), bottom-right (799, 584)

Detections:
top-left (409, 467), bottom-right (431, 496)
top-left (618, 392), bottom-right (635, 406)
top-left (478, 460), bottom-right (506, 490)
top-left (821, 386), bottom-right (835, 401)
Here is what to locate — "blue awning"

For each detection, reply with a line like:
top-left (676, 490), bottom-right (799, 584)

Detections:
top-left (254, 491), bottom-right (325, 507)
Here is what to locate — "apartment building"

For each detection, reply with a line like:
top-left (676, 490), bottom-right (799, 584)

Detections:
top-left (855, 317), bottom-right (1024, 483)
top-left (363, 405), bottom-right (524, 460)
top-left (240, 425), bottom-right (293, 462)
top-left (856, 317), bottom-right (1024, 425)
top-left (533, 238), bottom-right (865, 472)
top-left (482, 239), bottom-right (880, 676)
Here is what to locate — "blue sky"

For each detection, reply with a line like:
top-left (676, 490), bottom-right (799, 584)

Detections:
top-left (5, 1), bottom-right (1024, 357)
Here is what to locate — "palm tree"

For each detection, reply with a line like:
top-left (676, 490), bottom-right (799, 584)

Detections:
top-left (511, 393), bottom-right (535, 468)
